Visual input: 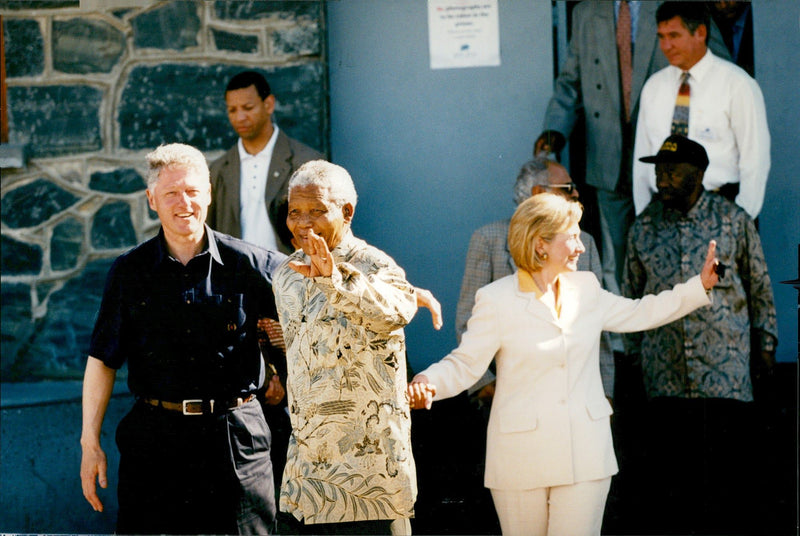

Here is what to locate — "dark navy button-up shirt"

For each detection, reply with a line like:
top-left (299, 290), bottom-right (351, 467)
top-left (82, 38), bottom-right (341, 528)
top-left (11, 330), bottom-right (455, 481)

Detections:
top-left (89, 225), bottom-right (287, 401)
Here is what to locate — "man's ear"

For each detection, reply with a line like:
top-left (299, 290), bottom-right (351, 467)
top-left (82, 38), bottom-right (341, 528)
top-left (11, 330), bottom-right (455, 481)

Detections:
top-left (264, 94), bottom-right (276, 116)
top-left (695, 22), bottom-right (708, 41)
top-left (146, 188), bottom-right (156, 211)
top-left (531, 185), bottom-right (548, 196)
top-left (342, 203), bottom-right (354, 223)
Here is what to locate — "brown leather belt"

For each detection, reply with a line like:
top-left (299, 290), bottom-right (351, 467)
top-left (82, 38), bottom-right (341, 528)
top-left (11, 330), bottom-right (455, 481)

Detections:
top-left (141, 394), bottom-right (256, 415)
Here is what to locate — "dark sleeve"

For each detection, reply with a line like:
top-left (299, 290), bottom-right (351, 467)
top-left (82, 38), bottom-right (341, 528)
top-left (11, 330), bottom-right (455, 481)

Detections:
top-left (542, 4), bottom-right (585, 136)
top-left (738, 215), bottom-right (778, 351)
top-left (88, 258), bottom-right (128, 369)
top-left (620, 222), bottom-right (646, 355)
top-left (255, 250), bottom-right (289, 378)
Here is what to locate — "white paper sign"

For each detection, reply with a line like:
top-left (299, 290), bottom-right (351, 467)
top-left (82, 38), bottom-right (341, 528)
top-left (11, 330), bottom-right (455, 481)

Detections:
top-left (428, 0), bottom-right (500, 70)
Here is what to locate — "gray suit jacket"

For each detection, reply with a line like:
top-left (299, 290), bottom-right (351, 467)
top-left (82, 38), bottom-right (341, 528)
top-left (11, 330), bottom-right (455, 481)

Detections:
top-left (455, 219), bottom-right (614, 397)
top-left (208, 130), bottom-right (323, 254)
top-left (543, 1), bottom-right (729, 192)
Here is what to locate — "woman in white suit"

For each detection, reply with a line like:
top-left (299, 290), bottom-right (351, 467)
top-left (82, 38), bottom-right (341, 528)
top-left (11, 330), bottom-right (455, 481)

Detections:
top-left (408, 193), bottom-right (720, 536)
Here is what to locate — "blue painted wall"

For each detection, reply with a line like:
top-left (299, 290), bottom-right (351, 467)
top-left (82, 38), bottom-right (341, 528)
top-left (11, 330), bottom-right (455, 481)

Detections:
top-left (328, 0), bottom-right (799, 368)
top-left (753, 0), bottom-right (800, 364)
top-left (327, 1), bottom-right (554, 373)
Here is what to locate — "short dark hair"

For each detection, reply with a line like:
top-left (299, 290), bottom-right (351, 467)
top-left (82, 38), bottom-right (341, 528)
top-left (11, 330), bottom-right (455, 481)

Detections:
top-left (225, 71), bottom-right (271, 100)
top-left (656, 2), bottom-right (710, 43)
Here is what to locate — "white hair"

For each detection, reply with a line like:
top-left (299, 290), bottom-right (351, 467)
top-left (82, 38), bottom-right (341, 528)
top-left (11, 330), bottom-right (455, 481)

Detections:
top-left (288, 160), bottom-right (358, 209)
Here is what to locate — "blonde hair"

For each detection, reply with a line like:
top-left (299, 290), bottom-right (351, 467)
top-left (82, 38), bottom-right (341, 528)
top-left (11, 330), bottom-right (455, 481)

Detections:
top-left (508, 193), bottom-right (583, 272)
top-left (145, 143), bottom-right (209, 190)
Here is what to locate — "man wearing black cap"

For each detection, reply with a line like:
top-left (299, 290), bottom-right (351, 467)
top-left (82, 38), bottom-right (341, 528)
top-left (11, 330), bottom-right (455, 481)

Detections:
top-left (622, 134), bottom-right (777, 534)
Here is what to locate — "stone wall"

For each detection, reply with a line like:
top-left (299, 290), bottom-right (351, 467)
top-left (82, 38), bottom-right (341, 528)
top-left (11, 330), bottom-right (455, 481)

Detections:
top-left (1, 0), bottom-right (328, 381)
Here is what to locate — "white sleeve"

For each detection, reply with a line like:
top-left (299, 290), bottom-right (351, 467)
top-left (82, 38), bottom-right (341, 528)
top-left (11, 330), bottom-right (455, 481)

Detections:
top-left (731, 77), bottom-right (770, 218)
top-left (632, 81), bottom-right (658, 215)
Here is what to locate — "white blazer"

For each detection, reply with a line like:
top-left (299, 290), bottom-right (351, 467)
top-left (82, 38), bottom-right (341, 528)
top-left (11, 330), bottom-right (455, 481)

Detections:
top-left (420, 271), bottom-right (710, 490)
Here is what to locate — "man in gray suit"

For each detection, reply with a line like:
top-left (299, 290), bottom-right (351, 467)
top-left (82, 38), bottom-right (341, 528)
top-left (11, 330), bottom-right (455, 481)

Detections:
top-left (208, 71), bottom-right (323, 255)
top-left (533, 1), bottom-right (729, 294)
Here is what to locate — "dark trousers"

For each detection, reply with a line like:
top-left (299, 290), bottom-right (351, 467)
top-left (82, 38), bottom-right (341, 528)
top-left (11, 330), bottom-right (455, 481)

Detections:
top-left (116, 399), bottom-right (276, 535)
top-left (643, 397), bottom-right (757, 535)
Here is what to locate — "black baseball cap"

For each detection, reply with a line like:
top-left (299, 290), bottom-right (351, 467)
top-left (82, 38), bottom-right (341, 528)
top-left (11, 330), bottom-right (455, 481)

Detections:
top-left (639, 134), bottom-right (709, 171)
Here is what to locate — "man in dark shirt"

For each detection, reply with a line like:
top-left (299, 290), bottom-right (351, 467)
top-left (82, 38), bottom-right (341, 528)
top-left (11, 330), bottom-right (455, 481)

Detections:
top-left (79, 143), bottom-right (286, 535)
top-left (623, 134), bottom-right (777, 534)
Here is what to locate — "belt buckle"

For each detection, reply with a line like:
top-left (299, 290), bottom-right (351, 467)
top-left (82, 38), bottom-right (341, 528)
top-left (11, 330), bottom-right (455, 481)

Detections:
top-left (182, 399), bottom-right (209, 415)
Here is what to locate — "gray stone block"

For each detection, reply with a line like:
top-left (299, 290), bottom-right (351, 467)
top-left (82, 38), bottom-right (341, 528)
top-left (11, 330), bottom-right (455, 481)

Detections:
top-left (89, 168), bottom-right (147, 194)
top-left (91, 202), bottom-right (137, 250)
top-left (2, 18), bottom-right (44, 78)
top-left (1, 178), bottom-right (80, 229)
top-left (53, 18), bottom-right (125, 74)
top-left (119, 63), bottom-right (236, 151)
top-left (0, 283), bottom-right (34, 377)
top-left (272, 24), bottom-right (321, 56)
top-left (213, 0), bottom-right (321, 21)
top-left (212, 28), bottom-right (259, 53)
top-left (51, 218), bottom-right (84, 271)
top-left (0, 1), bottom-right (77, 8)
top-left (118, 63), bottom-right (327, 153)
top-left (16, 258), bottom-right (113, 378)
top-left (131, 1), bottom-right (200, 50)
top-left (6, 85), bottom-right (103, 158)
top-left (0, 236), bottom-right (42, 276)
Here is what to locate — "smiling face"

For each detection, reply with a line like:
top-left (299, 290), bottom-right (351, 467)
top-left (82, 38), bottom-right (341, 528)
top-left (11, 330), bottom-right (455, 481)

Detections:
top-left (657, 16), bottom-right (708, 71)
top-left (286, 184), bottom-right (353, 251)
top-left (540, 222), bottom-right (586, 275)
top-left (146, 165), bottom-right (210, 244)
top-left (225, 84), bottom-right (275, 143)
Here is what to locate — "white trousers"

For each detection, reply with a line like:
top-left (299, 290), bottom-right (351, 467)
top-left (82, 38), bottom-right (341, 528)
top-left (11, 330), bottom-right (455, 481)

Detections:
top-left (490, 477), bottom-right (612, 536)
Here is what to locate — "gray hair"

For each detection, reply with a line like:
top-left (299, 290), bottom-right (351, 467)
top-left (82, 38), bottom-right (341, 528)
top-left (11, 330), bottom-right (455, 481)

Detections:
top-left (145, 143), bottom-right (209, 190)
top-left (288, 160), bottom-right (358, 209)
top-left (512, 157), bottom-right (553, 206)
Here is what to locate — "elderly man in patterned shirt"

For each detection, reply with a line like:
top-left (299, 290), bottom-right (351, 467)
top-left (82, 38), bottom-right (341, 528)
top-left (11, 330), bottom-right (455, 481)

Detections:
top-left (623, 134), bottom-right (777, 535)
top-left (273, 160), bottom-right (418, 535)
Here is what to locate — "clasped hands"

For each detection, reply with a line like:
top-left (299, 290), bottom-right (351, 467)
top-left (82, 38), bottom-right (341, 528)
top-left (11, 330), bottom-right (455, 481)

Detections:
top-left (407, 374), bottom-right (437, 410)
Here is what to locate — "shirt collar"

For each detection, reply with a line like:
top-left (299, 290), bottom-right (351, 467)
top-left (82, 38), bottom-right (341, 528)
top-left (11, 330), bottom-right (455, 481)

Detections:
top-left (658, 190), bottom-right (712, 223)
top-left (153, 224), bottom-right (223, 267)
top-left (237, 125), bottom-right (280, 162)
top-left (517, 269), bottom-right (546, 298)
top-left (671, 48), bottom-right (714, 84)
top-left (330, 228), bottom-right (356, 257)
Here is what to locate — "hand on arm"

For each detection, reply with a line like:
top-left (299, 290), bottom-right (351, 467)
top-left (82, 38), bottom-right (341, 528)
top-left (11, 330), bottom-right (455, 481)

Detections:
top-left (407, 374), bottom-right (437, 410)
top-left (258, 317), bottom-right (285, 352)
top-left (475, 381), bottom-right (495, 403)
top-left (80, 356), bottom-right (116, 512)
top-left (415, 287), bottom-right (443, 330)
top-left (263, 374), bottom-right (286, 406)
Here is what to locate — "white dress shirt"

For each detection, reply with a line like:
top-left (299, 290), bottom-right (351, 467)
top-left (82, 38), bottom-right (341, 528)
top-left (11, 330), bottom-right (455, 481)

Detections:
top-left (238, 126), bottom-right (280, 250)
top-left (632, 50), bottom-right (770, 218)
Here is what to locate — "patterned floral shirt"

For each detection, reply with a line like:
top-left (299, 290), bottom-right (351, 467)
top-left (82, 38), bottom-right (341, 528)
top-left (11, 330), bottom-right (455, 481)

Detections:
top-left (273, 231), bottom-right (418, 524)
top-left (623, 192), bottom-right (777, 402)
